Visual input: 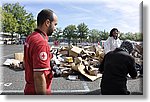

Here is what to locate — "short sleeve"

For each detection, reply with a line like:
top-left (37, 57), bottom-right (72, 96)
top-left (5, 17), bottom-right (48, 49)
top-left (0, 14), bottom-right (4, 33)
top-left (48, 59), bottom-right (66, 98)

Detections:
top-left (32, 45), bottom-right (51, 71)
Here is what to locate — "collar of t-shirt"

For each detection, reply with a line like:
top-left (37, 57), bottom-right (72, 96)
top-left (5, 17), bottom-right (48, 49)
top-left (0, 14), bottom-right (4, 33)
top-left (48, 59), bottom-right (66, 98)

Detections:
top-left (34, 29), bottom-right (48, 41)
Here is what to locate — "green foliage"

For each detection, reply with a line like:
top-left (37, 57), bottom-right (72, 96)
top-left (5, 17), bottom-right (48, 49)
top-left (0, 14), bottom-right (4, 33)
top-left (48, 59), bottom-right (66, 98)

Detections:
top-left (120, 32), bottom-right (143, 41)
top-left (0, 7), bottom-right (2, 32)
top-left (136, 33), bottom-right (143, 41)
top-left (2, 2), bottom-right (36, 38)
top-left (77, 22), bottom-right (89, 42)
top-left (88, 29), bottom-right (101, 43)
top-left (100, 30), bottom-right (109, 40)
top-left (52, 27), bottom-right (63, 40)
top-left (63, 25), bottom-right (77, 45)
top-left (2, 11), bottom-right (19, 39)
top-left (2, 12), bottom-right (18, 33)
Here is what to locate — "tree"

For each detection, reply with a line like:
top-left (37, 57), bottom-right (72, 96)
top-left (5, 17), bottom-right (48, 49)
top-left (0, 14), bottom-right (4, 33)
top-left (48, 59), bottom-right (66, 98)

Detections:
top-left (136, 33), bottom-right (143, 41)
top-left (88, 29), bottom-right (101, 43)
top-left (0, 7), bottom-right (2, 32)
top-left (24, 13), bottom-right (36, 36)
top-left (2, 2), bottom-right (36, 37)
top-left (124, 32), bottom-right (134, 40)
top-left (77, 23), bottom-right (89, 43)
top-left (52, 27), bottom-right (62, 41)
top-left (1, 11), bottom-right (19, 40)
top-left (63, 25), bottom-right (77, 45)
top-left (100, 29), bottom-right (109, 40)
top-left (119, 32), bottom-right (126, 40)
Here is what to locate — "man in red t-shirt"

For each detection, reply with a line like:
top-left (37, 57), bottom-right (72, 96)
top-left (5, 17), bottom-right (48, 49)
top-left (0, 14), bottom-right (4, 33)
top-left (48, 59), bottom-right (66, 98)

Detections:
top-left (24, 9), bottom-right (58, 95)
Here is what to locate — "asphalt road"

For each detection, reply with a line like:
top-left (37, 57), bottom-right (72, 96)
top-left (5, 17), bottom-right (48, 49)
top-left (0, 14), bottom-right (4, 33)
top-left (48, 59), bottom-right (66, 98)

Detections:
top-left (0, 44), bottom-right (143, 95)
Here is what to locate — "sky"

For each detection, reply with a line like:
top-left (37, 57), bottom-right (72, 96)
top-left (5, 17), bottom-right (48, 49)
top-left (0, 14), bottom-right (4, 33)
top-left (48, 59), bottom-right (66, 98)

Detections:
top-left (0, 0), bottom-right (143, 33)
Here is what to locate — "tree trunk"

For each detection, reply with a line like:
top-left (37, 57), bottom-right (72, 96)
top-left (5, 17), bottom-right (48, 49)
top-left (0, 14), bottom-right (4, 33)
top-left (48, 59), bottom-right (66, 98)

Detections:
top-left (68, 39), bottom-right (70, 46)
top-left (11, 33), bottom-right (14, 41)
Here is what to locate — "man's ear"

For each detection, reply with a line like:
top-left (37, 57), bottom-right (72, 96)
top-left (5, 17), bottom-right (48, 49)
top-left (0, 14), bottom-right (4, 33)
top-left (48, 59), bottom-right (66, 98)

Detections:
top-left (45, 19), bottom-right (50, 27)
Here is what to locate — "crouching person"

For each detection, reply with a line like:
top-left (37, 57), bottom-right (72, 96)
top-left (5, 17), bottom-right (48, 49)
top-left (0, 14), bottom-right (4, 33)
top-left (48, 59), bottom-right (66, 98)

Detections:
top-left (99, 40), bottom-right (137, 95)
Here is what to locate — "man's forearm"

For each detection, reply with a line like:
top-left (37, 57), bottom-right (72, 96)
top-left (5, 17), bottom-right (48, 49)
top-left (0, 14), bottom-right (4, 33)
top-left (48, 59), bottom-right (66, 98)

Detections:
top-left (34, 71), bottom-right (47, 95)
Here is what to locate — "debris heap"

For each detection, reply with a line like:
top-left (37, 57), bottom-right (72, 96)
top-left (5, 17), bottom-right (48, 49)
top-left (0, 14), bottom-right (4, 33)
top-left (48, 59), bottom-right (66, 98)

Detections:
top-left (51, 45), bottom-right (104, 81)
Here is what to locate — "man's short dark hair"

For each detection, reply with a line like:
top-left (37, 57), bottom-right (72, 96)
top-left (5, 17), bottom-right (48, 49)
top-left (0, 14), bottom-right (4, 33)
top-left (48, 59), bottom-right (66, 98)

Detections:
top-left (109, 28), bottom-right (119, 37)
top-left (120, 40), bottom-right (133, 54)
top-left (37, 9), bottom-right (54, 26)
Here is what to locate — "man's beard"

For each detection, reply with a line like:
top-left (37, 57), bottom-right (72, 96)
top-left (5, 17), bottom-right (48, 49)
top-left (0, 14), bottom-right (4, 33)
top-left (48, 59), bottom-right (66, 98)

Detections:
top-left (47, 23), bottom-right (53, 36)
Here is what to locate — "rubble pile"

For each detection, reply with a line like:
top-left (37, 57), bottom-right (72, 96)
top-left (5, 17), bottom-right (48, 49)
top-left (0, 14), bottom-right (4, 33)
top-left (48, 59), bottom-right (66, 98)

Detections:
top-left (51, 45), bottom-right (104, 81)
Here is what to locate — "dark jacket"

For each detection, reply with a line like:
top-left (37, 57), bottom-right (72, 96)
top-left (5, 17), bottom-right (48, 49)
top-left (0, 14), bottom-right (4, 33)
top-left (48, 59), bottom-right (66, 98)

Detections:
top-left (99, 48), bottom-right (137, 95)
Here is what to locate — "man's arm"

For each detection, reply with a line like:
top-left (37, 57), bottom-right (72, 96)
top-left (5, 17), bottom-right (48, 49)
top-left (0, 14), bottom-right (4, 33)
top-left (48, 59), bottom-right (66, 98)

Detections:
top-left (34, 71), bottom-right (46, 95)
top-left (128, 57), bottom-right (138, 79)
top-left (104, 39), bottom-right (110, 54)
top-left (99, 54), bottom-right (106, 73)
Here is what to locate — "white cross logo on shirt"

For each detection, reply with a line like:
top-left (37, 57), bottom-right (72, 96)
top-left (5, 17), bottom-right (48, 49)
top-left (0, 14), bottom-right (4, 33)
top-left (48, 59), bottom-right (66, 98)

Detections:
top-left (39, 52), bottom-right (47, 61)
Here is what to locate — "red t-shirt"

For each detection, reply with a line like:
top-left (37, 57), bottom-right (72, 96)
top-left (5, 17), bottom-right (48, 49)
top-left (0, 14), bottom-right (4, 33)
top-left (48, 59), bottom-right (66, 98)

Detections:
top-left (24, 29), bottom-right (53, 95)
